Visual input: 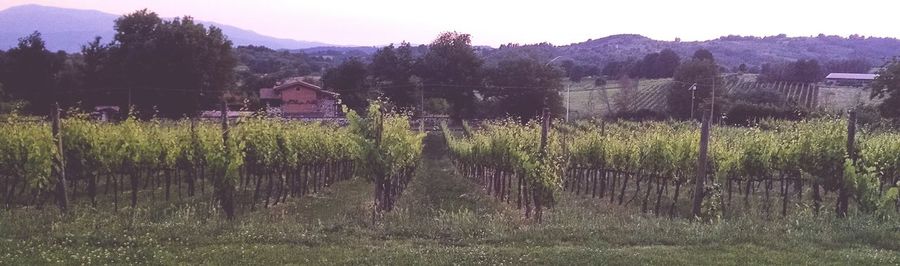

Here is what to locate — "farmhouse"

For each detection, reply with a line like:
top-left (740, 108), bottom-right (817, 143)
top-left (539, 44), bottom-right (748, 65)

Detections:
top-left (260, 78), bottom-right (341, 118)
top-left (824, 73), bottom-right (878, 87)
top-left (91, 106), bottom-right (120, 122)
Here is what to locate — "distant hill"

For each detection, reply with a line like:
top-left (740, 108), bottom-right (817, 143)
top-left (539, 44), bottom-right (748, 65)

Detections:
top-left (485, 34), bottom-right (900, 69)
top-left (4, 4), bottom-right (899, 69)
top-left (0, 4), bottom-right (332, 52)
top-left (295, 46), bottom-right (381, 55)
top-left (293, 36), bottom-right (900, 71)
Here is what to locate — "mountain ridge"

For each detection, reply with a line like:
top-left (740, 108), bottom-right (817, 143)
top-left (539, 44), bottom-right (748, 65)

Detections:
top-left (2, 4), bottom-right (899, 69)
top-left (482, 33), bottom-right (900, 69)
top-left (0, 4), bottom-right (333, 51)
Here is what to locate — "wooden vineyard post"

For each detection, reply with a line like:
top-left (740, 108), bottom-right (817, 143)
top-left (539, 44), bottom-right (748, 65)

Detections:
top-left (540, 107), bottom-right (549, 155)
top-left (219, 101), bottom-right (236, 220)
top-left (692, 113), bottom-right (710, 218)
top-left (535, 107), bottom-right (551, 223)
top-left (189, 116), bottom-right (198, 197)
top-left (51, 102), bottom-right (69, 213)
top-left (372, 107), bottom-right (385, 223)
top-left (837, 109), bottom-right (857, 218)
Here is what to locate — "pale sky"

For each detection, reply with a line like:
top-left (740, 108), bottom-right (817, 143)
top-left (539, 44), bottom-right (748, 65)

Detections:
top-left (1, 0), bottom-right (898, 46)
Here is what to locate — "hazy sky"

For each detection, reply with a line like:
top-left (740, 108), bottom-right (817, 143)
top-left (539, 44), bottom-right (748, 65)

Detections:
top-left (1, 0), bottom-right (899, 46)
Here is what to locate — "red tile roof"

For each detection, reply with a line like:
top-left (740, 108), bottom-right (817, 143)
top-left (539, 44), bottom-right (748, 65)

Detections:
top-left (272, 80), bottom-right (340, 97)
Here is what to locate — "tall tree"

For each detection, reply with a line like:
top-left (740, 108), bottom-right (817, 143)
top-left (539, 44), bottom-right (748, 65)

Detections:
top-left (656, 49), bottom-right (681, 78)
top-left (370, 42), bottom-right (417, 107)
top-left (637, 52), bottom-right (660, 78)
top-left (825, 59), bottom-right (871, 74)
top-left (792, 59), bottom-right (822, 83)
top-left (602, 60), bottom-right (637, 79)
top-left (107, 10), bottom-right (236, 118)
top-left (668, 59), bottom-right (722, 119)
top-left (110, 9), bottom-right (162, 91)
top-left (871, 58), bottom-right (900, 118)
top-left (0, 31), bottom-right (64, 114)
top-left (78, 37), bottom-right (110, 107)
top-left (416, 32), bottom-right (483, 119)
top-left (54, 51), bottom-right (84, 107)
top-left (484, 57), bottom-right (563, 121)
top-left (559, 60), bottom-right (588, 82)
top-left (692, 49), bottom-right (715, 62)
top-left (631, 49), bottom-right (680, 79)
top-left (323, 58), bottom-right (370, 113)
top-left (759, 59), bottom-right (823, 83)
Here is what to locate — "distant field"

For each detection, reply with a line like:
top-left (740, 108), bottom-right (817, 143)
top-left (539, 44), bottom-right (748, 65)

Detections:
top-left (562, 78), bottom-right (671, 119)
top-left (563, 74), bottom-right (876, 119)
top-left (561, 78), bottom-right (621, 118)
top-left (818, 86), bottom-right (881, 111)
top-left (723, 78), bottom-right (819, 108)
top-left (627, 79), bottom-right (672, 111)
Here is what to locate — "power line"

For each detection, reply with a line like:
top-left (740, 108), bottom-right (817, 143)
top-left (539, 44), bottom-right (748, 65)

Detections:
top-left (50, 87), bottom-right (229, 96)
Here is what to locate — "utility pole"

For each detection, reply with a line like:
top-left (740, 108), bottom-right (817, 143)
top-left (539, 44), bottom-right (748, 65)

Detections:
top-left (710, 78), bottom-right (716, 123)
top-left (689, 83), bottom-right (697, 120)
top-left (128, 87), bottom-right (132, 114)
top-left (419, 85), bottom-right (425, 133)
top-left (565, 84), bottom-right (571, 123)
top-left (540, 107), bottom-right (550, 155)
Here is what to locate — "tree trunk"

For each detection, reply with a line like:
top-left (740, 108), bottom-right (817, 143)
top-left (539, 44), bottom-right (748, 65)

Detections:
top-left (655, 179), bottom-right (666, 215)
top-left (813, 182), bottom-right (821, 216)
top-left (131, 171), bottom-right (139, 208)
top-left (670, 182), bottom-right (682, 218)
top-left (619, 172), bottom-right (631, 205)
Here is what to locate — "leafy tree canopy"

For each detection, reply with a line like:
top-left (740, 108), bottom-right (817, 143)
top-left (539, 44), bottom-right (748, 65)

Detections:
top-left (416, 32), bottom-right (483, 119)
top-left (871, 58), bottom-right (900, 118)
top-left (0, 31), bottom-right (64, 114)
top-left (692, 49), bottom-right (715, 62)
top-left (483, 57), bottom-right (564, 121)
top-left (323, 58), bottom-right (370, 113)
top-left (668, 58), bottom-right (722, 119)
top-left (370, 42), bottom-right (417, 107)
top-left (107, 9), bottom-right (237, 118)
top-left (759, 59), bottom-right (822, 83)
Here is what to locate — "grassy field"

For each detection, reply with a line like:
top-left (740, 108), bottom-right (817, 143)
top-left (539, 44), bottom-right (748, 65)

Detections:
top-left (1, 134), bottom-right (899, 265)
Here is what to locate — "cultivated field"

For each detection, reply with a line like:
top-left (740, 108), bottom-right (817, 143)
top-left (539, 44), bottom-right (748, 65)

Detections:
top-left (1, 134), bottom-right (898, 265)
top-left (818, 86), bottom-right (882, 111)
top-left (562, 78), bottom-right (672, 118)
top-left (1, 108), bottom-right (899, 265)
top-left (562, 74), bottom-right (882, 119)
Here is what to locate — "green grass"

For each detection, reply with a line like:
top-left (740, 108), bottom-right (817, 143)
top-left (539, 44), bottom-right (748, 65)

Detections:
top-left (1, 134), bottom-right (899, 265)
